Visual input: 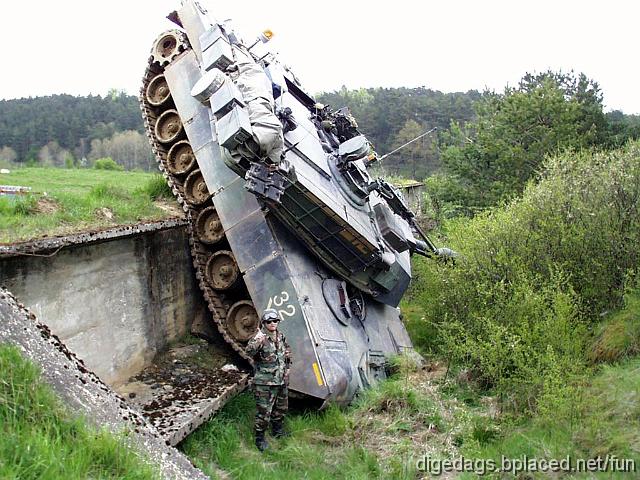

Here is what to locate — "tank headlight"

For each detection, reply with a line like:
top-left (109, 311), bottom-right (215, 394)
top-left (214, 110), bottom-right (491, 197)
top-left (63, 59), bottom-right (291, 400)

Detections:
top-left (260, 29), bottom-right (274, 43)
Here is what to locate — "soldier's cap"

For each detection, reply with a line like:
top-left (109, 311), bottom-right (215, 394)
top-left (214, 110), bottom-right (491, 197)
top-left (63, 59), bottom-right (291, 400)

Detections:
top-left (261, 309), bottom-right (280, 323)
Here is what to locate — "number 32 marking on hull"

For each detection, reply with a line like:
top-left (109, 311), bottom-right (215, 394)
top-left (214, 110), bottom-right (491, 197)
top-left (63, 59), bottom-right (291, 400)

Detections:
top-left (267, 291), bottom-right (296, 320)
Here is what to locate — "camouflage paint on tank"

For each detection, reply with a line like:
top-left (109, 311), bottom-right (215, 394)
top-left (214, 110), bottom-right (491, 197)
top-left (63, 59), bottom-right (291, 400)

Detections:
top-left (158, 1), bottom-right (420, 404)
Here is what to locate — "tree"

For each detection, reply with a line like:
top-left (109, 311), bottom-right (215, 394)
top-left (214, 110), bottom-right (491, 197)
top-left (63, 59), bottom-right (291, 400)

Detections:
top-left (38, 141), bottom-right (71, 167)
top-left (0, 146), bottom-right (17, 166)
top-left (436, 70), bottom-right (608, 211)
top-left (89, 130), bottom-right (154, 171)
top-left (316, 86), bottom-right (480, 177)
top-left (384, 119), bottom-right (439, 179)
top-left (606, 110), bottom-right (640, 147)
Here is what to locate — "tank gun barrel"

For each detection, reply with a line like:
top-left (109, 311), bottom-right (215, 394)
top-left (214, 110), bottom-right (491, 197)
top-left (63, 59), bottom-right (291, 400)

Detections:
top-left (371, 179), bottom-right (457, 260)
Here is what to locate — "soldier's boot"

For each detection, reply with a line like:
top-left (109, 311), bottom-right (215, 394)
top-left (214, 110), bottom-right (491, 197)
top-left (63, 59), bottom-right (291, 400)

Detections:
top-left (271, 420), bottom-right (289, 439)
top-left (255, 429), bottom-right (268, 452)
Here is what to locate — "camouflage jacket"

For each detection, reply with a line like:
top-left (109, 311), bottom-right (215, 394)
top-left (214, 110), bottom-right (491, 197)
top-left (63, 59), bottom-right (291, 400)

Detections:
top-left (246, 328), bottom-right (291, 386)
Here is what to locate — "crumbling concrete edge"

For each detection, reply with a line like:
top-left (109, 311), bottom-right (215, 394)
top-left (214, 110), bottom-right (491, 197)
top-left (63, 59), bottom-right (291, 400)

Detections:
top-left (0, 219), bottom-right (188, 258)
top-left (0, 287), bottom-right (212, 480)
top-left (167, 374), bottom-right (250, 446)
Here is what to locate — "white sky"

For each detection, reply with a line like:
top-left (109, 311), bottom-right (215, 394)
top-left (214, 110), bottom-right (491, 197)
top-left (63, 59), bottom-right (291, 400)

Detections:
top-left (3, 0), bottom-right (639, 113)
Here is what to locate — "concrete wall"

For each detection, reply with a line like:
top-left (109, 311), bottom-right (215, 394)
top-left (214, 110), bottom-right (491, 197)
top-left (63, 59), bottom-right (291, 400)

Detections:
top-left (398, 184), bottom-right (425, 215)
top-left (0, 226), bottom-right (205, 385)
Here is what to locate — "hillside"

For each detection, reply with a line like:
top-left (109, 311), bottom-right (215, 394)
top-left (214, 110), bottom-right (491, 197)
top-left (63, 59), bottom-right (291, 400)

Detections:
top-left (0, 88), bottom-right (481, 177)
top-left (1, 72), bottom-right (640, 478)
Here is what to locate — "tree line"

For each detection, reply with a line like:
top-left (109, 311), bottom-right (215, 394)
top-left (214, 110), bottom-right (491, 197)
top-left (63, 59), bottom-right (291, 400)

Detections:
top-left (317, 87), bottom-right (481, 179)
top-left (0, 90), bottom-right (153, 170)
top-left (426, 71), bottom-right (640, 215)
top-left (0, 87), bottom-right (481, 173)
top-left (1, 79), bottom-right (638, 186)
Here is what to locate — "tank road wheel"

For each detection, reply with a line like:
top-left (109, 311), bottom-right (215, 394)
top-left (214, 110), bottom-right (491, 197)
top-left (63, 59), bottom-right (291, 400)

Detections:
top-left (155, 109), bottom-right (183, 144)
top-left (184, 169), bottom-right (210, 205)
top-left (205, 250), bottom-right (240, 290)
top-left (146, 74), bottom-right (172, 107)
top-left (153, 31), bottom-right (181, 65)
top-left (226, 300), bottom-right (259, 342)
top-left (195, 206), bottom-right (224, 244)
top-left (167, 140), bottom-right (196, 176)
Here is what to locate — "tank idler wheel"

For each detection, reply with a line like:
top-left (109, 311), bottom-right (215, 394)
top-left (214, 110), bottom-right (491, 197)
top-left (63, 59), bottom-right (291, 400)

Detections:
top-left (146, 74), bottom-right (172, 107)
top-left (184, 169), bottom-right (210, 206)
top-left (167, 140), bottom-right (196, 175)
top-left (155, 109), bottom-right (183, 144)
top-left (205, 250), bottom-right (239, 290)
top-left (226, 300), bottom-right (259, 342)
top-left (195, 206), bottom-right (224, 244)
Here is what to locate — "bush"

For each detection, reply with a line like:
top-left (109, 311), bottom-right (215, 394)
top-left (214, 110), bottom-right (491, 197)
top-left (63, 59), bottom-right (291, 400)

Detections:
top-left (137, 175), bottom-right (173, 200)
top-left (410, 141), bottom-right (640, 413)
top-left (589, 286), bottom-right (640, 363)
top-left (93, 157), bottom-right (123, 171)
top-left (89, 183), bottom-right (130, 200)
top-left (0, 195), bottom-right (37, 216)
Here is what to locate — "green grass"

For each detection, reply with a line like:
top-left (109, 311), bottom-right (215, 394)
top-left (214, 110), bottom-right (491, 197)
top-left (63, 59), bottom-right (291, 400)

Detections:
top-left (399, 302), bottom-right (440, 357)
top-left (180, 362), bottom-right (463, 480)
top-left (590, 288), bottom-right (640, 363)
top-left (457, 358), bottom-right (640, 478)
top-left (0, 344), bottom-right (159, 479)
top-left (0, 167), bottom-right (176, 243)
top-left (180, 393), bottom-right (386, 479)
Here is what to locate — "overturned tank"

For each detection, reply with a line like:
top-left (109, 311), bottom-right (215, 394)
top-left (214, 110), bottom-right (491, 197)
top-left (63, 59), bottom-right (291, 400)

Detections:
top-left (140, 0), bottom-right (445, 405)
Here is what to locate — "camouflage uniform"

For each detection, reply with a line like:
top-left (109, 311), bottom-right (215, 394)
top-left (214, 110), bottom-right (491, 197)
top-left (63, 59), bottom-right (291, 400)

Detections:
top-left (246, 326), bottom-right (291, 434)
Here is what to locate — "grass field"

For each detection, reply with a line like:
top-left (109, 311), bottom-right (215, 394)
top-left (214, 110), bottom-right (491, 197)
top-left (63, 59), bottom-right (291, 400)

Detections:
top-left (0, 345), bottom-right (159, 479)
top-left (0, 167), bottom-right (176, 243)
top-left (179, 357), bottom-right (477, 480)
top-left (457, 358), bottom-right (640, 479)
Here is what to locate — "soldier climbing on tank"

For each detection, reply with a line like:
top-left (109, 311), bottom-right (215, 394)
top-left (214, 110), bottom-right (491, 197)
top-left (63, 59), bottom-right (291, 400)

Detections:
top-left (246, 308), bottom-right (291, 451)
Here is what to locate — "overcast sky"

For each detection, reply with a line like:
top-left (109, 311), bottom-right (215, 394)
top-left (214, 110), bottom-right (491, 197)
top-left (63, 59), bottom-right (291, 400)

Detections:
top-left (4, 0), bottom-right (639, 113)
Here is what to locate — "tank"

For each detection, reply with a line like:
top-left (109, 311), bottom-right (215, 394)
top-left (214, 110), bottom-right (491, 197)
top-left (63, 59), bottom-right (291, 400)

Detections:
top-left (140, 0), bottom-right (444, 405)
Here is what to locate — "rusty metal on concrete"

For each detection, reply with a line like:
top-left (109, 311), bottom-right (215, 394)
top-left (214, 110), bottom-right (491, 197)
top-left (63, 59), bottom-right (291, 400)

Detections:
top-left (117, 342), bottom-right (249, 446)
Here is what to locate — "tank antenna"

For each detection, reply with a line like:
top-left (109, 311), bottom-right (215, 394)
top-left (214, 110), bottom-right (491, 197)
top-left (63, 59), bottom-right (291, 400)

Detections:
top-left (378, 127), bottom-right (437, 162)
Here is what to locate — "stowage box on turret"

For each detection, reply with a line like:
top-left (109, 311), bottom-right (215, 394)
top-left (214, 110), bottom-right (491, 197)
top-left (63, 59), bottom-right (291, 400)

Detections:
top-left (141, 0), bottom-right (446, 405)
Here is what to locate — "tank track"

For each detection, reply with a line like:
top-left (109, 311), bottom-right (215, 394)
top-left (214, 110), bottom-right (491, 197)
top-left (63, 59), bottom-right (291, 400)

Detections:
top-left (139, 31), bottom-right (253, 363)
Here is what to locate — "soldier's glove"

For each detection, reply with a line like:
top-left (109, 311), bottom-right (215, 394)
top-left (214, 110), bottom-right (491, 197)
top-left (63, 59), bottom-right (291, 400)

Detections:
top-left (284, 369), bottom-right (290, 385)
top-left (254, 330), bottom-right (267, 345)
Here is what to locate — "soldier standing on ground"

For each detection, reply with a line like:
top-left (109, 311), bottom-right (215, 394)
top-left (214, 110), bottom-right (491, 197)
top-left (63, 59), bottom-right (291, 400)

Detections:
top-left (246, 308), bottom-right (291, 451)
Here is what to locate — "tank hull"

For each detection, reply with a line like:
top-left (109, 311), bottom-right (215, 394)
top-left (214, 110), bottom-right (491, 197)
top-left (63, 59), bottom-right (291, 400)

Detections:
top-left (162, 50), bottom-right (412, 402)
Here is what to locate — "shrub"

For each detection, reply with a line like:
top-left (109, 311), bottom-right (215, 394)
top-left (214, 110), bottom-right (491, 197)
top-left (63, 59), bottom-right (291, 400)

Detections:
top-left (137, 175), bottom-right (173, 200)
top-left (93, 157), bottom-right (123, 171)
top-left (0, 195), bottom-right (37, 216)
top-left (410, 141), bottom-right (640, 413)
top-left (589, 287), bottom-right (640, 363)
top-left (89, 183), bottom-right (130, 200)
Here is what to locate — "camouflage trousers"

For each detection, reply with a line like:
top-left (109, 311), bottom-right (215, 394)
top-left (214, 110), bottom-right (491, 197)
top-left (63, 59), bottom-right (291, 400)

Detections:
top-left (254, 383), bottom-right (288, 433)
